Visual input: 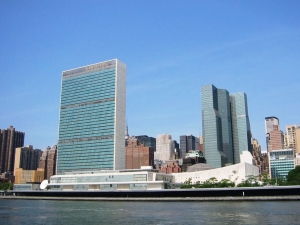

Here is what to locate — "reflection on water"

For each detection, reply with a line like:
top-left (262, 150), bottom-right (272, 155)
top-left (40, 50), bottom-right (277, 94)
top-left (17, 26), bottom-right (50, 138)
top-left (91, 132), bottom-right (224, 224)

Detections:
top-left (0, 200), bottom-right (299, 225)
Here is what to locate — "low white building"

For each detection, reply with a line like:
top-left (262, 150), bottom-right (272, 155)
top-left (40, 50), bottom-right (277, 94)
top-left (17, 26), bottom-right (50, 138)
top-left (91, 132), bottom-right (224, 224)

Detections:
top-left (156, 162), bottom-right (259, 186)
top-left (48, 169), bottom-right (168, 191)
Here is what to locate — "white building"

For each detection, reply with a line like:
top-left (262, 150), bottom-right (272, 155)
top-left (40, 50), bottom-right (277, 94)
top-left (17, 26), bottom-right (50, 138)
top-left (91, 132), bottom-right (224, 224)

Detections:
top-left (156, 162), bottom-right (259, 186)
top-left (48, 169), bottom-right (168, 191)
top-left (155, 134), bottom-right (174, 162)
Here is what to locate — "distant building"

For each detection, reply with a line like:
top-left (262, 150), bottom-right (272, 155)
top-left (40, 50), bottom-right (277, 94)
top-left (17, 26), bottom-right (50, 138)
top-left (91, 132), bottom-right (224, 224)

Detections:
top-left (14, 145), bottom-right (42, 174)
top-left (57, 59), bottom-right (126, 174)
top-left (285, 125), bottom-right (297, 149)
top-left (155, 134), bottom-right (174, 162)
top-left (160, 160), bottom-right (181, 174)
top-left (172, 140), bottom-right (180, 159)
top-left (269, 149), bottom-right (295, 180)
top-left (14, 168), bottom-right (44, 184)
top-left (295, 126), bottom-right (300, 154)
top-left (251, 138), bottom-right (269, 176)
top-left (135, 135), bottom-right (156, 152)
top-left (268, 125), bottom-right (283, 151)
top-left (38, 145), bottom-right (57, 181)
top-left (0, 126), bottom-right (25, 173)
top-left (198, 136), bottom-right (203, 153)
top-left (265, 117), bottom-right (283, 152)
top-left (180, 135), bottom-right (197, 158)
top-left (125, 137), bottom-right (154, 169)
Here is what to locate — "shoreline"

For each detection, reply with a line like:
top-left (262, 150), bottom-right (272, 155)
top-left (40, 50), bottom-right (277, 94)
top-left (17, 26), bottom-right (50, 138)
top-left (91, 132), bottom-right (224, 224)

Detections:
top-left (1, 195), bottom-right (300, 201)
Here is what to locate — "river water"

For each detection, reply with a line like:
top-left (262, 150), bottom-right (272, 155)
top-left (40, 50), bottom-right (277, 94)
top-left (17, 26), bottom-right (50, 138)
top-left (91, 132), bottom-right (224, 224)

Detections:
top-left (0, 199), bottom-right (300, 224)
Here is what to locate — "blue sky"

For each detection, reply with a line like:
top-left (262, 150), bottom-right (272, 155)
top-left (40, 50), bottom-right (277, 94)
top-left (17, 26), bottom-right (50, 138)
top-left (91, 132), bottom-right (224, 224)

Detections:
top-left (1, 0), bottom-right (299, 151)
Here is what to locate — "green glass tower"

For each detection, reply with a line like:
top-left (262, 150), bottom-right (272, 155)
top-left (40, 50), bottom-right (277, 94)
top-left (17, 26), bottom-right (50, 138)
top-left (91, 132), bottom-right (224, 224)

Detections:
top-left (57, 59), bottom-right (126, 174)
top-left (201, 84), bottom-right (252, 168)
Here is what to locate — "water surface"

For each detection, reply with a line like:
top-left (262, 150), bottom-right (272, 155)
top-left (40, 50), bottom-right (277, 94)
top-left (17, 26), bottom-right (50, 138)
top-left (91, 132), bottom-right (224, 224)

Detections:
top-left (0, 200), bottom-right (299, 224)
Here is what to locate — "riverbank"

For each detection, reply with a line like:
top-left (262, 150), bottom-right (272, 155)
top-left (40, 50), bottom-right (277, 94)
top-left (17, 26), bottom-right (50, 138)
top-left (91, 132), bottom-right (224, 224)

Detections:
top-left (1, 195), bottom-right (300, 201)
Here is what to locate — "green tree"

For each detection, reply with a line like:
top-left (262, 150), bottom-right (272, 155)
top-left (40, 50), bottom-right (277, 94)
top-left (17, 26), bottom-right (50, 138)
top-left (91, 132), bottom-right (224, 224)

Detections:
top-left (287, 166), bottom-right (300, 185)
top-left (216, 179), bottom-right (235, 188)
top-left (0, 182), bottom-right (13, 190)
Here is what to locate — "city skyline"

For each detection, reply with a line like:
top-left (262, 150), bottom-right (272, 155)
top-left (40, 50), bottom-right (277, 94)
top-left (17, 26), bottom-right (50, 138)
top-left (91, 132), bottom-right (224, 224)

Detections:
top-left (1, 1), bottom-right (300, 151)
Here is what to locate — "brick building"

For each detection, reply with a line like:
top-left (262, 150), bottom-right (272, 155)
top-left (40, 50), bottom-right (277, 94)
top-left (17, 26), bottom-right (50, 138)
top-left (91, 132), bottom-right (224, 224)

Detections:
top-left (126, 137), bottom-right (154, 169)
top-left (38, 145), bottom-right (57, 181)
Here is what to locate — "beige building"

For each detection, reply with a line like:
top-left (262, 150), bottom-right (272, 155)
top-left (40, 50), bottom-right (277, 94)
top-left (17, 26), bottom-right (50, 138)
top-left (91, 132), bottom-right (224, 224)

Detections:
top-left (14, 145), bottom-right (42, 174)
top-left (286, 125), bottom-right (297, 149)
top-left (14, 168), bottom-right (44, 184)
top-left (155, 134), bottom-right (174, 162)
top-left (295, 126), bottom-right (300, 154)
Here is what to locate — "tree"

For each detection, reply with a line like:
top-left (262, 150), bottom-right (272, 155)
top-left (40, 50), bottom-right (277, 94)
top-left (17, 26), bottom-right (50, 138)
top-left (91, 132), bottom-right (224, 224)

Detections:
top-left (287, 166), bottom-right (300, 185)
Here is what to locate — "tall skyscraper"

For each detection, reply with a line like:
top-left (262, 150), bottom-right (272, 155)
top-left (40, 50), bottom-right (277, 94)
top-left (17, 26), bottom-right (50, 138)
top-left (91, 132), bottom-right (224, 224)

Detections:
top-left (57, 59), bottom-right (126, 174)
top-left (230, 92), bottom-right (252, 163)
top-left (0, 126), bottom-right (25, 173)
top-left (201, 84), bottom-right (252, 168)
top-left (154, 134), bottom-right (174, 162)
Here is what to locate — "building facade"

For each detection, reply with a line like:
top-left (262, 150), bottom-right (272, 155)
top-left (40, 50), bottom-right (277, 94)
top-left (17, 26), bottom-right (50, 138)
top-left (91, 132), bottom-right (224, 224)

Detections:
top-left (201, 84), bottom-right (252, 168)
top-left (265, 117), bottom-right (283, 152)
top-left (154, 134), bottom-right (174, 162)
top-left (269, 149), bottom-right (295, 180)
top-left (135, 135), bottom-right (156, 152)
top-left (57, 59), bottom-right (126, 174)
top-left (14, 168), bottom-right (45, 184)
top-left (268, 125), bottom-right (283, 151)
top-left (38, 145), bottom-right (57, 181)
top-left (14, 145), bottom-right (42, 174)
top-left (180, 135), bottom-right (198, 158)
top-left (285, 125), bottom-right (297, 149)
top-left (295, 126), bottom-right (300, 154)
top-left (230, 92), bottom-right (252, 163)
top-left (125, 137), bottom-right (154, 169)
top-left (0, 126), bottom-right (25, 173)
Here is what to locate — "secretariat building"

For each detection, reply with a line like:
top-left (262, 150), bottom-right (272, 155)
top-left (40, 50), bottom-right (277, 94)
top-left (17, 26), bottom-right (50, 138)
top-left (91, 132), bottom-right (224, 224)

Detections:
top-left (57, 59), bottom-right (126, 174)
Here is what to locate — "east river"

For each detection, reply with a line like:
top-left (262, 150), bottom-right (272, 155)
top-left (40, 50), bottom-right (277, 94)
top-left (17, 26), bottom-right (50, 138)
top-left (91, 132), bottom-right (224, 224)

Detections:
top-left (0, 199), bottom-right (300, 224)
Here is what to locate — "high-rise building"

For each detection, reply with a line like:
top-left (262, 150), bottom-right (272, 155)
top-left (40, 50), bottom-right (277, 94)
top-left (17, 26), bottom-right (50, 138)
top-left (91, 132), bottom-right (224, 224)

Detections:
top-left (230, 92), bottom-right (252, 163)
top-left (155, 134), bottom-right (174, 162)
top-left (180, 135), bottom-right (197, 158)
top-left (201, 84), bottom-right (252, 168)
top-left (38, 145), bottom-right (57, 181)
top-left (125, 137), bottom-right (154, 169)
top-left (265, 116), bottom-right (281, 151)
top-left (14, 145), bottom-right (42, 174)
top-left (57, 59), bottom-right (126, 174)
top-left (286, 125), bottom-right (297, 149)
top-left (268, 125), bottom-right (284, 151)
top-left (295, 125), bottom-right (300, 154)
top-left (0, 126), bottom-right (25, 173)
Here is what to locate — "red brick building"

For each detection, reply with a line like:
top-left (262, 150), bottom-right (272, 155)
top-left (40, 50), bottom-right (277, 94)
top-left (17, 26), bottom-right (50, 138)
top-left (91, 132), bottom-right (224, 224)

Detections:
top-left (161, 160), bottom-right (182, 174)
top-left (126, 137), bottom-right (154, 169)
